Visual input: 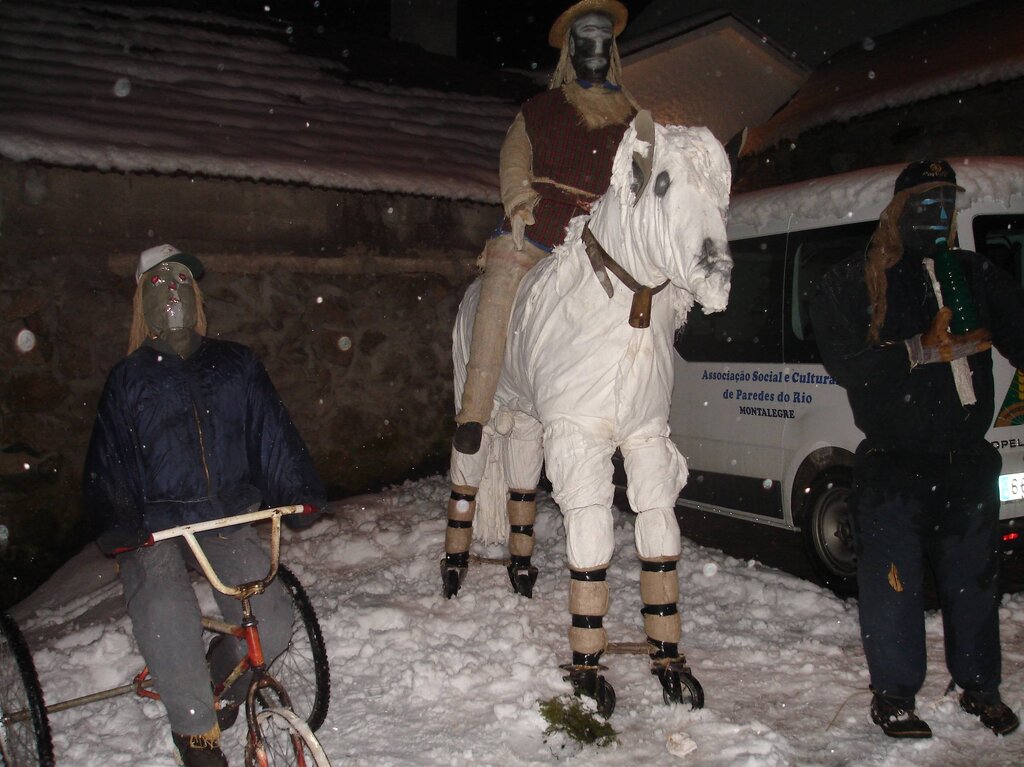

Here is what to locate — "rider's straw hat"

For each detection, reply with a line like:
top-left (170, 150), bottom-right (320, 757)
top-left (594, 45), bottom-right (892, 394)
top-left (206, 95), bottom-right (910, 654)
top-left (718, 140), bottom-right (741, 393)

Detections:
top-left (548, 0), bottom-right (628, 48)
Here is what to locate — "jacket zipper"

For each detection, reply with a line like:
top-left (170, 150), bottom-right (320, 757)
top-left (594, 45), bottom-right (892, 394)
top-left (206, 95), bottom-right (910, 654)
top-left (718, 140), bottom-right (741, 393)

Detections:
top-left (191, 401), bottom-right (211, 495)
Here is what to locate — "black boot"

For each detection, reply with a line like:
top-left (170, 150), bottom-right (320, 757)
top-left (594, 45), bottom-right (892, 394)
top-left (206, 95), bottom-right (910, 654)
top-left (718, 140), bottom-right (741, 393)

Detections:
top-left (453, 422), bottom-right (483, 454)
top-left (507, 556), bottom-right (538, 598)
top-left (562, 653), bottom-right (615, 718)
top-left (171, 727), bottom-right (227, 767)
top-left (870, 690), bottom-right (932, 738)
top-left (960, 690), bottom-right (1020, 736)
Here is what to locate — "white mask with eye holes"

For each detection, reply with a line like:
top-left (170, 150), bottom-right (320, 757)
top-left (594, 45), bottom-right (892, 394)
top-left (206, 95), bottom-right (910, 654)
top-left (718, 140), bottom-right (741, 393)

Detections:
top-left (141, 261), bottom-right (198, 336)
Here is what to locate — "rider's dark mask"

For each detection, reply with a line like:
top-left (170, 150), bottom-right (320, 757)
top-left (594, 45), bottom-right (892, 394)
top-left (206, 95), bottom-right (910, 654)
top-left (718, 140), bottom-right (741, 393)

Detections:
top-left (569, 12), bottom-right (614, 84)
top-left (898, 186), bottom-right (956, 258)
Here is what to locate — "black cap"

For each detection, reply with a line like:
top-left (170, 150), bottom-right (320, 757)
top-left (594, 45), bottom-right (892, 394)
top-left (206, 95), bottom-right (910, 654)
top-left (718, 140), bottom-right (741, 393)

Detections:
top-left (894, 159), bottom-right (963, 194)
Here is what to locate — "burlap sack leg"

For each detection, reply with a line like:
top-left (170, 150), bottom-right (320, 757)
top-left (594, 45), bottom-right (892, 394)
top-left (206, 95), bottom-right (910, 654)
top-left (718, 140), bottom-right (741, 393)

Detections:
top-left (639, 556), bottom-right (682, 659)
top-left (457, 236), bottom-right (545, 426)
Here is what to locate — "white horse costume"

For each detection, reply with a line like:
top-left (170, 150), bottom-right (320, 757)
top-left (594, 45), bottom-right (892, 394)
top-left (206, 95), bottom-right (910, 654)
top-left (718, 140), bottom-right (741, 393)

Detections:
top-left (443, 114), bottom-right (732, 714)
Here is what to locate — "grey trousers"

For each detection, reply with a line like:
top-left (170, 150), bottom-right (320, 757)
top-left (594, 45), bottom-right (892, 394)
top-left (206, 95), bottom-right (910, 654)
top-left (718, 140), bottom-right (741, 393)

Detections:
top-left (117, 524), bottom-right (293, 736)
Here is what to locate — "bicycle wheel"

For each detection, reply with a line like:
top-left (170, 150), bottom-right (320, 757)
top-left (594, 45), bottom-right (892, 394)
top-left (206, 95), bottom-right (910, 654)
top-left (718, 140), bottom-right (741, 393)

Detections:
top-left (246, 707), bottom-right (331, 767)
top-left (0, 612), bottom-right (54, 767)
top-left (263, 566), bottom-right (330, 732)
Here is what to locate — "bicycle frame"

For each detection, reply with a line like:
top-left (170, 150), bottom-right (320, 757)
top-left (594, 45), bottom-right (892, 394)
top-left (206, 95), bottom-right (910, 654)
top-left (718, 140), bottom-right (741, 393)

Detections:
top-left (5, 504), bottom-right (330, 767)
top-left (41, 505), bottom-right (309, 715)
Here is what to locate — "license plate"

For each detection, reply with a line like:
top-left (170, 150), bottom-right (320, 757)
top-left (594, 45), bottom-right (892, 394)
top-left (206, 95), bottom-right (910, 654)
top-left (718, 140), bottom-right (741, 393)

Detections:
top-left (999, 472), bottom-right (1024, 502)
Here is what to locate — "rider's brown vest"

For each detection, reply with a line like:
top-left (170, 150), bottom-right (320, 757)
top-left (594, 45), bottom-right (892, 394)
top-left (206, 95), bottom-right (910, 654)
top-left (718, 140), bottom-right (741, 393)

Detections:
top-left (516, 85), bottom-right (634, 250)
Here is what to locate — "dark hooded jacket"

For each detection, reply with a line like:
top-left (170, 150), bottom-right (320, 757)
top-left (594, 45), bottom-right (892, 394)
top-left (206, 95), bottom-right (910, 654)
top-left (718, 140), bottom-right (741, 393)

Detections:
top-left (84, 335), bottom-right (325, 546)
top-left (811, 241), bottom-right (1024, 454)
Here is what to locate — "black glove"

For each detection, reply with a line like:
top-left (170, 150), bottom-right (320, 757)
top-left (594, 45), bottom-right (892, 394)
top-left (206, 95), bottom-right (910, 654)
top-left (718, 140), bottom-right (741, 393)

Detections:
top-left (96, 527), bottom-right (153, 556)
top-left (283, 504), bottom-right (324, 531)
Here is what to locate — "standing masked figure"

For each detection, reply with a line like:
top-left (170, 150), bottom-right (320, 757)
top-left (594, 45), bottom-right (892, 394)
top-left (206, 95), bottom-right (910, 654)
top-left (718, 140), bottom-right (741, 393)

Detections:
top-left (452, 0), bottom-right (637, 456)
top-left (84, 244), bottom-right (326, 767)
top-left (812, 161), bottom-right (1024, 739)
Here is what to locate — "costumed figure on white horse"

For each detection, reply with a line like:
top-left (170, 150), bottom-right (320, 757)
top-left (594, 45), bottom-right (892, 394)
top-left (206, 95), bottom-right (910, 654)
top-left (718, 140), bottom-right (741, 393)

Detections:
top-left (441, 111), bottom-right (733, 715)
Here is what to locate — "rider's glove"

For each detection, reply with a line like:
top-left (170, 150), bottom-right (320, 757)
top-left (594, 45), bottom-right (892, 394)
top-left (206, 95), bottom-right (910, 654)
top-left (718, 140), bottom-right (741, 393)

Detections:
top-left (283, 504), bottom-right (324, 531)
top-left (97, 526), bottom-right (153, 556)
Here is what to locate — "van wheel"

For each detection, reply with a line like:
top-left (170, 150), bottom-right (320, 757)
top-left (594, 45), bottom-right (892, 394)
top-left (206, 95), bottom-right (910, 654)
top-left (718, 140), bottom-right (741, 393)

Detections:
top-left (803, 470), bottom-right (857, 597)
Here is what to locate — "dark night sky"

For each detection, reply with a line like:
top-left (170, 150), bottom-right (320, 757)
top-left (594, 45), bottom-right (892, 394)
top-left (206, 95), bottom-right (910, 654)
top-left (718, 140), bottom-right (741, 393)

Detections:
top-left (197, 1), bottom-right (657, 71)
top-left (175, 1), bottom-right (980, 70)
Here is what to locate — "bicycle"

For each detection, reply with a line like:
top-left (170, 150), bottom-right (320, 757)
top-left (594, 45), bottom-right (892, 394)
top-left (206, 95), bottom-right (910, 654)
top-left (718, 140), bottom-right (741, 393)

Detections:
top-left (1, 505), bottom-right (331, 767)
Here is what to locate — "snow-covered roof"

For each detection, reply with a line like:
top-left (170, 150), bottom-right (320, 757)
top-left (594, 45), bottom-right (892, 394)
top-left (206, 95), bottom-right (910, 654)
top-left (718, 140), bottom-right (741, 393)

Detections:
top-left (620, 13), bottom-right (807, 144)
top-left (728, 156), bottom-right (1024, 239)
top-left (0, 0), bottom-right (519, 203)
top-left (739, 0), bottom-right (1024, 157)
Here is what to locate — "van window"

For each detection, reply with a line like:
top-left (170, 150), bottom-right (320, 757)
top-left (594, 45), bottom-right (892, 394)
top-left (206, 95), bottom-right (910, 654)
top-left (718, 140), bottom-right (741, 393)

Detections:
top-left (973, 215), bottom-right (1024, 285)
top-left (785, 221), bottom-right (876, 364)
top-left (675, 234), bottom-right (785, 362)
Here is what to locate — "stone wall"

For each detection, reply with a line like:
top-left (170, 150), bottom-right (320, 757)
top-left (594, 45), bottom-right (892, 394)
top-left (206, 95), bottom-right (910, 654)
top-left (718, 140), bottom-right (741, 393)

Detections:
top-left (0, 161), bottom-right (497, 607)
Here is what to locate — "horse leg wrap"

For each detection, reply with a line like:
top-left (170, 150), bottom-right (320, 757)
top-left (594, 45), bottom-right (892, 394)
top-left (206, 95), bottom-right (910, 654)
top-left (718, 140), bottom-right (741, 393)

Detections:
top-left (640, 556), bottom-right (681, 658)
top-left (506, 490), bottom-right (538, 598)
top-left (568, 567), bottom-right (609, 658)
top-left (638, 556), bottom-right (702, 708)
top-left (441, 486), bottom-right (476, 598)
top-left (561, 567), bottom-right (615, 717)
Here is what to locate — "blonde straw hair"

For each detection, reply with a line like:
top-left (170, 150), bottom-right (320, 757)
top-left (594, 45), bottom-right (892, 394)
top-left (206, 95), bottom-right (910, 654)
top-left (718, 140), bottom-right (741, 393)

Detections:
top-left (864, 183), bottom-right (959, 343)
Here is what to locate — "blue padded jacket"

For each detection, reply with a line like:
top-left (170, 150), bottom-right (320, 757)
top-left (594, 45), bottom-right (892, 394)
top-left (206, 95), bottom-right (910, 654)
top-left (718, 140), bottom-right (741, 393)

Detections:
top-left (84, 335), bottom-right (325, 544)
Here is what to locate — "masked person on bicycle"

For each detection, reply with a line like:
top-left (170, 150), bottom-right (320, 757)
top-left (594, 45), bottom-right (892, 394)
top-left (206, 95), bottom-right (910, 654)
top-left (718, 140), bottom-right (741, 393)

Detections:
top-left (83, 245), bottom-right (326, 767)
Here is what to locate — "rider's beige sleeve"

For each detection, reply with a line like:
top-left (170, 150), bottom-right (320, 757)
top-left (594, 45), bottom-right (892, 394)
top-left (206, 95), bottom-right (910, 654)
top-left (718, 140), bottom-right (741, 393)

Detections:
top-left (500, 112), bottom-right (540, 217)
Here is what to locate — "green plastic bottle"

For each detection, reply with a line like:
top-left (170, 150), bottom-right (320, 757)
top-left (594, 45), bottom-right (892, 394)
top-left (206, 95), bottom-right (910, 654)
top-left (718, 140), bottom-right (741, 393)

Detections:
top-left (933, 239), bottom-right (980, 334)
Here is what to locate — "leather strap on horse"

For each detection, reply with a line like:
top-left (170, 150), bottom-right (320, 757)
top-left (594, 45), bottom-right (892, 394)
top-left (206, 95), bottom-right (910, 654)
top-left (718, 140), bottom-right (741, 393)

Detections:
top-left (583, 223), bottom-right (668, 329)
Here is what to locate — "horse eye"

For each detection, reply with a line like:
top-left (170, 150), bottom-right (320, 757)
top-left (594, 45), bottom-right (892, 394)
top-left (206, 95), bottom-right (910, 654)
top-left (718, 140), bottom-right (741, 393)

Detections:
top-left (654, 171), bottom-right (671, 197)
top-left (631, 159), bottom-right (644, 196)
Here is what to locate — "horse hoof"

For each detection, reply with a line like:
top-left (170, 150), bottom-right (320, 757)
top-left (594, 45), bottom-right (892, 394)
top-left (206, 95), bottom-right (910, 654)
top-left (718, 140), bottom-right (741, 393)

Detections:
top-left (453, 422), bottom-right (483, 454)
top-left (507, 563), bottom-right (538, 598)
top-left (653, 660), bottom-right (704, 710)
top-left (563, 666), bottom-right (616, 718)
top-left (440, 560), bottom-right (466, 599)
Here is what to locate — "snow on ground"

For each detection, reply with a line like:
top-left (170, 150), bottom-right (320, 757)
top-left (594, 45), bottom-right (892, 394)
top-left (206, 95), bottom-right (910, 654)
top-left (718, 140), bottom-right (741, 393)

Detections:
top-left (11, 476), bottom-right (1024, 766)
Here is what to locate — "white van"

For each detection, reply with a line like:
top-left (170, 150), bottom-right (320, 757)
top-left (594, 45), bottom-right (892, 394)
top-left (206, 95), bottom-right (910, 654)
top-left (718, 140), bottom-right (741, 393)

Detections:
top-left (670, 157), bottom-right (1024, 595)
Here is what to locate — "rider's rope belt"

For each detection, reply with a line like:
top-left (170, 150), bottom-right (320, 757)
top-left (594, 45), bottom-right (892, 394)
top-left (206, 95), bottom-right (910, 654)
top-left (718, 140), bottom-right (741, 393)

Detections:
top-left (582, 223), bottom-right (668, 329)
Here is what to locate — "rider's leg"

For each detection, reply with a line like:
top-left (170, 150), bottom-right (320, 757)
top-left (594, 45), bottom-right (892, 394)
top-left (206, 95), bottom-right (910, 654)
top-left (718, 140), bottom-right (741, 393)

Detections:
top-left (197, 525), bottom-right (293, 715)
top-left (118, 539), bottom-right (218, 738)
top-left (454, 235), bottom-right (545, 453)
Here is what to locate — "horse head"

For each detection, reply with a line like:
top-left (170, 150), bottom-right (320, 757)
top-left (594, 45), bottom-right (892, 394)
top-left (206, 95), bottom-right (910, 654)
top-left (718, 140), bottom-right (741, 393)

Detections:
top-left (587, 113), bottom-right (733, 320)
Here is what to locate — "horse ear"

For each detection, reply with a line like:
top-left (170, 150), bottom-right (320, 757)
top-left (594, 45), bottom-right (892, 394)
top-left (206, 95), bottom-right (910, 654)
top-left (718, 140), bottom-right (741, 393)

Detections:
top-left (631, 110), bottom-right (656, 206)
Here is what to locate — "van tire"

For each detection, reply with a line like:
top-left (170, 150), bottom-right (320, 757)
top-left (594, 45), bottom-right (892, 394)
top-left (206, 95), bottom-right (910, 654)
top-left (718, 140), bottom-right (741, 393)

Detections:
top-left (803, 470), bottom-right (857, 597)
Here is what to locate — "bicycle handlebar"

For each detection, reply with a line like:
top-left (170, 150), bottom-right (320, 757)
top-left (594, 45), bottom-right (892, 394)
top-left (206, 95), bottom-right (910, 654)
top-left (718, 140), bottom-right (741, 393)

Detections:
top-left (148, 504), bottom-right (311, 543)
top-left (149, 505), bottom-right (315, 599)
